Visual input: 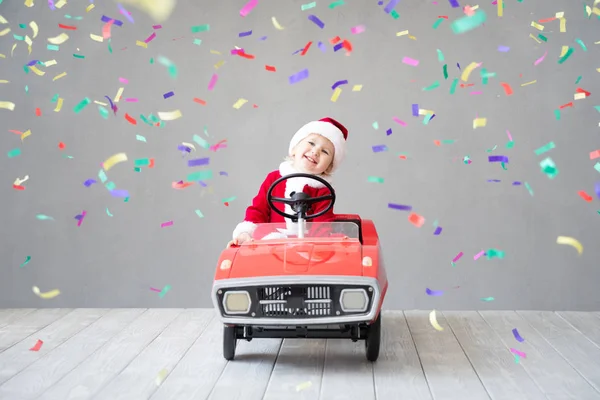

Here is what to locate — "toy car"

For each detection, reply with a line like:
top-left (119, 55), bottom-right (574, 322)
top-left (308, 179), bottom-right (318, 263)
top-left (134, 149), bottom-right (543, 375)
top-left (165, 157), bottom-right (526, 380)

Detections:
top-left (212, 173), bottom-right (388, 361)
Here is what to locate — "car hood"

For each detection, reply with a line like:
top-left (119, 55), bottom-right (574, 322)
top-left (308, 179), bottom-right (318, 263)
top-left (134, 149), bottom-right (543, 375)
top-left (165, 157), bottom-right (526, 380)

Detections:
top-left (228, 241), bottom-right (363, 279)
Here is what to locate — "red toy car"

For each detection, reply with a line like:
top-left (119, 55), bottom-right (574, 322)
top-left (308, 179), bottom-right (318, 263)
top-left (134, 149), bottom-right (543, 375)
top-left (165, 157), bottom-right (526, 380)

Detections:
top-left (212, 173), bottom-right (388, 361)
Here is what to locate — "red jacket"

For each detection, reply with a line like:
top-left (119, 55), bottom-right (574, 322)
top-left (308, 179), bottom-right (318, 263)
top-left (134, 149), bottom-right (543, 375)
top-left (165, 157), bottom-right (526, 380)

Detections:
top-left (232, 161), bottom-right (335, 239)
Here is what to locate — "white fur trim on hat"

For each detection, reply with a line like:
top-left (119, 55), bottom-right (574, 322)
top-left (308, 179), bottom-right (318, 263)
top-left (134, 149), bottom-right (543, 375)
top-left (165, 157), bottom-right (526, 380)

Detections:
top-left (289, 121), bottom-right (346, 173)
top-left (232, 220), bottom-right (257, 240)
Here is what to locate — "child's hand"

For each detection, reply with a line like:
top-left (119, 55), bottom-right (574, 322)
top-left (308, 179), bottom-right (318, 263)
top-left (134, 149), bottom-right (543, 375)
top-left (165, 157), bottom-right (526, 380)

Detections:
top-left (226, 232), bottom-right (252, 248)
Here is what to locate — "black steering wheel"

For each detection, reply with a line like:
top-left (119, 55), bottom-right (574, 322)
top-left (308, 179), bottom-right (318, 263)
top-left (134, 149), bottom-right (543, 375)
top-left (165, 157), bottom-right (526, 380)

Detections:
top-left (267, 173), bottom-right (335, 221)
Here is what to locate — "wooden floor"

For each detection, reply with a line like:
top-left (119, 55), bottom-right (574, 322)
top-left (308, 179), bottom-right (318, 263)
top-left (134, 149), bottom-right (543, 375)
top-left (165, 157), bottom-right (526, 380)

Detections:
top-left (1, 310), bottom-right (600, 400)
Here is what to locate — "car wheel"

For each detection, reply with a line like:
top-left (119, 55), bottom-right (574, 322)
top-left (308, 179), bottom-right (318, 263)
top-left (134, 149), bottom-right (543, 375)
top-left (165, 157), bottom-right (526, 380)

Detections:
top-left (365, 313), bottom-right (381, 362)
top-left (223, 325), bottom-right (237, 361)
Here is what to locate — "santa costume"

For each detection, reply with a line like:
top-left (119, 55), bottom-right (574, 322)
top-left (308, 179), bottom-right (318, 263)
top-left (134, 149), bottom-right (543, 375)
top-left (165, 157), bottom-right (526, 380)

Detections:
top-left (232, 117), bottom-right (349, 240)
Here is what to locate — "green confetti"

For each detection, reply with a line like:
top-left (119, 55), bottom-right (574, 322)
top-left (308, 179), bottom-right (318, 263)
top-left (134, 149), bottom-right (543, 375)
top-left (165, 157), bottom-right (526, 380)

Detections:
top-left (134, 167), bottom-right (141, 172)
top-left (595, 105), bottom-right (600, 113)
top-left (51, 94), bottom-right (59, 102)
top-left (432, 18), bottom-right (444, 29)
top-left (193, 38), bottom-right (202, 46)
top-left (301, 1), bottom-right (316, 10)
top-left (136, 135), bottom-right (147, 142)
top-left (443, 64), bottom-right (448, 79)
top-left (187, 170), bottom-right (213, 182)
top-left (134, 158), bottom-right (150, 167)
top-left (367, 176), bottom-right (384, 183)
top-left (540, 157), bottom-right (558, 178)
top-left (451, 10), bottom-right (487, 34)
top-left (139, 114), bottom-right (153, 126)
top-left (73, 97), bottom-right (91, 114)
top-left (441, 140), bottom-right (455, 144)
top-left (538, 34), bottom-right (547, 42)
top-left (423, 113), bottom-right (434, 125)
top-left (106, 208), bottom-right (113, 217)
top-left (506, 141), bottom-right (515, 149)
top-left (534, 141), bottom-right (555, 155)
top-left (329, 0), bottom-right (344, 8)
top-left (192, 134), bottom-right (210, 149)
top-left (524, 182), bottom-right (534, 196)
top-left (195, 209), bottom-right (204, 218)
top-left (423, 81), bottom-right (440, 91)
top-left (47, 44), bottom-right (60, 51)
top-left (150, 57), bottom-right (154, 64)
top-left (437, 49), bottom-right (444, 62)
top-left (372, 121), bottom-right (379, 130)
top-left (554, 109), bottom-right (561, 120)
top-left (575, 38), bottom-right (587, 51)
top-left (514, 354), bottom-right (520, 364)
top-left (190, 24), bottom-right (210, 33)
top-left (8, 148), bottom-right (21, 158)
top-left (158, 285), bottom-right (171, 298)
top-left (13, 34), bottom-right (24, 40)
top-left (480, 297), bottom-right (495, 302)
top-left (105, 181), bottom-right (116, 191)
top-left (486, 145), bottom-right (498, 153)
top-left (222, 196), bottom-right (237, 203)
top-left (36, 214), bottom-right (54, 220)
top-left (463, 156), bottom-right (471, 164)
top-left (594, 162), bottom-right (600, 173)
top-left (390, 10), bottom-right (399, 19)
top-left (20, 256), bottom-right (31, 268)
top-left (486, 249), bottom-right (504, 259)
top-left (124, 197), bottom-right (129, 202)
top-left (108, 38), bottom-right (112, 53)
top-left (98, 106), bottom-right (109, 119)
top-left (25, 85), bottom-right (28, 93)
top-left (73, 54), bottom-right (85, 59)
top-left (158, 56), bottom-right (177, 78)
top-left (433, 219), bottom-right (438, 228)
top-left (23, 65), bottom-right (29, 74)
top-left (18, 23), bottom-right (26, 29)
top-left (557, 47), bottom-right (574, 64)
top-left (449, 78), bottom-right (459, 94)
top-left (98, 170), bottom-right (108, 183)
top-left (575, 75), bottom-right (582, 84)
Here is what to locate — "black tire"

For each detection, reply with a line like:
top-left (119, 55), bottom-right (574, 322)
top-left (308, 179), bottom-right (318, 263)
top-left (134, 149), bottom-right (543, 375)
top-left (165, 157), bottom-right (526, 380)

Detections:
top-left (223, 325), bottom-right (237, 361)
top-left (365, 314), bottom-right (381, 362)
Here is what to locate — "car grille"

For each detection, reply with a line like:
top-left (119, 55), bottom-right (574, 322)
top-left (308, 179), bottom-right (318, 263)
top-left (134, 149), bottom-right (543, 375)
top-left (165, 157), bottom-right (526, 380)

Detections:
top-left (217, 284), bottom-right (373, 319)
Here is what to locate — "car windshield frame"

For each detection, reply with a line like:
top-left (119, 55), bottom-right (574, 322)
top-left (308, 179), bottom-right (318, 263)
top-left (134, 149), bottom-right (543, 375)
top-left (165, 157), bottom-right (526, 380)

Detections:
top-left (244, 221), bottom-right (360, 243)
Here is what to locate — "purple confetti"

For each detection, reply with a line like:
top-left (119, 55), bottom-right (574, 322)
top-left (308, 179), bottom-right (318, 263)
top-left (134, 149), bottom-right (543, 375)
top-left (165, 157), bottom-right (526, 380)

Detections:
top-left (498, 45), bottom-right (510, 52)
top-left (372, 145), bottom-right (388, 152)
top-left (487, 179), bottom-right (501, 183)
top-left (378, 0), bottom-right (383, 4)
top-left (388, 203), bottom-right (412, 211)
top-left (177, 145), bottom-right (191, 153)
top-left (198, 181), bottom-right (208, 187)
top-left (386, 128), bottom-right (392, 136)
top-left (333, 42), bottom-right (344, 52)
top-left (318, 41), bottom-right (326, 52)
top-left (457, 62), bottom-right (461, 70)
top-left (332, 80), bottom-right (348, 90)
top-left (27, 60), bottom-right (39, 66)
top-left (187, 157), bottom-right (210, 167)
top-left (434, 226), bottom-right (442, 235)
top-left (489, 155), bottom-right (509, 163)
top-left (383, 0), bottom-right (399, 13)
top-left (595, 182), bottom-right (600, 200)
top-left (239, 30), bottom-right (252, 37)
top-left (83, 179), bottom-right (97, 187)
top-left (259, 36), bottom-right (267, 40)
top-left (512, 328), bottom-right (525, 342)
top-left (412, 104), bottom-right (419, 117)
top-left (426, 288), bottom-right (444, 296)
top-left (219, 171), bottom-right (228, 176)
top-left (512, 181), bottom-right (522, 185)
top-left (104, 96), bottom-right (116, 114)
top-left (48, 0), bottom-right (55, 10)
top-left (429, 114), bottom-right (436, 121)
top-left (308, 15), bottom-right (325, 29)
top-left (100, 15), bottom-right (124, 26)
top-left (292, 48), bottom-right (303, 55)
top-left (74, 214), bottom-right (83, 221)
top-left (231, 48), bottom-right (244, 55)
top-left (163, 91), bottom-right (174, 99)
top-left (117, 3), bottom-right (134, 23)
top-left (289, 69), bottom-right (309, 84)
top-left (77, 210), bottom-right (87, 227)
top-left (448, 0), bottom-right (460, 7)
top-left (110, 189), bottom-right (129, 198)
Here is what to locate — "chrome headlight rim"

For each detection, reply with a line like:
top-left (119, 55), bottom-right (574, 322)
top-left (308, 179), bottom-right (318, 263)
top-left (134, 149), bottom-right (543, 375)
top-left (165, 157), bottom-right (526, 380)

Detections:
top-left (339, 288), bottom-right (369, 313)
top-left (222, 290), bottom-right (252, 315)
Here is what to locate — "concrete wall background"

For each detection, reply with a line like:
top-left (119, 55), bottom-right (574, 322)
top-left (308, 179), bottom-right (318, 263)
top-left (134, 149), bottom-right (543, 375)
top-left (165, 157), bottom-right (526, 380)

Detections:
top-left (1, 0), bottom-right (599, 310)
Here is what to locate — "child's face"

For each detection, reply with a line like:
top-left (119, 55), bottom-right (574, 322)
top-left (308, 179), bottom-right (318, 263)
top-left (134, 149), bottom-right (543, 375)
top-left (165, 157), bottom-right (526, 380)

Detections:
top-left (291, 133), bottom-right (335, 175)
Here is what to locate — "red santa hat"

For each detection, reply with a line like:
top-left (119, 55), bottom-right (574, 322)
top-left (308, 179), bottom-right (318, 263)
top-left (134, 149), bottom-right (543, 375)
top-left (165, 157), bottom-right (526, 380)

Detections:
top-left (288, 117), bottom-right (348, 173)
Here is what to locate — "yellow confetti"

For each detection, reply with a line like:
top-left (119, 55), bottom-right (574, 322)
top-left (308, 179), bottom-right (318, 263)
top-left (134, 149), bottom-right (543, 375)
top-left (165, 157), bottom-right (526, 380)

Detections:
top-left (54, 98), bottom-right (63, 112)
top-left (461, 62), bottom-right (480, 82)
top-left (529, 34), bottom-right (541, 44)
top-left (86, 4), bottom-right (95, 12)
top-left (232, 98), bottom-right (248, 109)
top-left (136, 40), bottom-right (148, 48)
top-left (44, 59), bottom-right (57, 67)
top-left (559, 18), bottom-right (566, 33)
top-left (596, 68), bottom-right (600, 72)
top-left (0, 14), bottom-right (8, 24)
top-left (296, 381), bottom-right (313, 391)
top-left (24, 0), bottom-right (34, 7)
top-left (331, 87), bottom-right (342, 102)
top-left (0, 80), bottom-right (8, 83)
top-left (0, 101), bottom-right (16, 111)
top-left (586, 5), bottom-right (592, 16)
top-left (29, 66), bottom-right (45, 76)
top-left (396, 30), bottom-right (409, 36)
top-left (21, 129), bottom-right (32, 141)
top-left (419, 109), bottom-right (435, 115)
top-left (520, 80), bottom-right (536, 86)
top-left (408, 35), bottom-right (417, 40)
top-left (214, 60), bottom-right (225, 69)
top-left (0, 54), bottom-right (5, 58)
top-left (497, 0), bottom-right (503, 17)
top-left (11, 43), bottom-right (17, 57)
top-left (13, 175), bottom-right (29, 185)
top-left (352, 84), bottom-right (362, 91)
top-left (93, 101), bottom-right (108, 106)
top-left (30, 21), bottom-right (39, 38)
top-left (118, 0), bottom-right (177, 22)
top-left (157, 110), bottom-right (182, 121)
top-left (574, 92), bottom-right (586, 100)
top-left (114, 87), bottom-right (124, 102)
top-left (557, 236), bottom-right (583, 255)
top-left (209, 49), bottom-right (221, 55)
top-left (48, 32), bottom-right (69, 45)
top-left (155, 368), bottom-right (168, 386)
top-left (559, 46), bottom-right (569, 57)
top-left (593, 7), bottom-right (600, 16)
top-left (32, 286), bottom-right (61, 299)
top-left (53, 72), bottom-right (67, 81)
top-left (55, 0), bottom-right (67, 8)
top-left (103, 153), bottom-right (128, 171)
top-left (555, 11), bottom-right (564, 18)
top-left (0, 28), bottom-right (10, 37)
top-left (429, 310), bottom-right (444, 331)
top-left (271, 16), bottom-right (284, 30)
top-left (90, 34), bottom-right (104, 42)
top-left (531, 21), bottom-right (544, 31)
top-left (473, 117), bottom-right (487, 129)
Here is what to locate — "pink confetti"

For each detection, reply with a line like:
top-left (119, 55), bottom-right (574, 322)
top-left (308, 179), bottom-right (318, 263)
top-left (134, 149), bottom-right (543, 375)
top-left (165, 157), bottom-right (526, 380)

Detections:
top-left (510, 348), bottom-right (527, 358)
top-left (152, 25), bottom-right (162, 29)
top-left (470, 91), bottom-right (483, 95)
top-left (124, 98), bottom-right (138, 102)
top-left (452, 251), bottom-right (464, 263)
top-left (144, 32), bottom-right (156, 43)
top-left (77, 210), bottom-right (87, 227)
top-left (102, 20), bottom-right (114, 39)
top-left (506, 130), bottom-right (513, 141)
top-left (402, 56), bottom-right (420, 67)
top-left (350, 25), bottom-right (365, 34)
top-left (392, 117), bottom-right (407, 126)
top-left (150, 287), bottom-right (162, 292)
top-left (119, 77), bottom-right (129, 84)
top-left (207, 74), bottom-right (218, 91)
top-left (239, 0), bottom-right (258, 17)
top-left (534, 50), bottom-right (547, 66)
top-left (474, 250), bottom-right (485, 260)
top-left (161, 221), bottom-right (173, 228)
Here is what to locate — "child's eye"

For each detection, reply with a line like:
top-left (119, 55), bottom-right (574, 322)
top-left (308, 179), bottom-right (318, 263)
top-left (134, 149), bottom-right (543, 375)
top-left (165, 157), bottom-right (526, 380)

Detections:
top-left (308, 141), bottom-right (315, 146)
top-left (323, 150), bottom-right (329, 155)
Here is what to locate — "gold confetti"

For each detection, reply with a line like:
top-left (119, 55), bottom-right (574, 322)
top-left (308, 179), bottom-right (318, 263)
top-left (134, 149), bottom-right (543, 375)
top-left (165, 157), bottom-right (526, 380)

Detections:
top-left (0, 80), bottom-right (8, 83)
top-left (559, 18), bottom-right (566, 32)
top-left (114, 87), bottom-right (124, 102)
top-left (419, 108), bottom-right (435, 115)
top-left (54, 98), bottom-right (63, 112)
top-left (21, 129), bottom-right (32, 141)
top-left (30, 21), bottom-right (39, 38)
top-left (271, 16), bottom-right (284, 30)
top-left (48, 33), bottom-right (69, 45)
top-left (531, 21), bottom-right (544, 31)
top-left (155, 368), bottom-right (168, 386)
top-left (520, 80), bottom-right (537, 86)
top-left (214, 60), bottom-right (225, 69)
top-left (408, 35), bottom-right (417, 40)
top-left (103, 152), bottom-right (128, 171)
top-left (0, 101), bottom-right (16, 111)
top-left (352, 84), bottom-right (362, 91)
top-left (136, 40), bottom-right (148, 48)
top-left (90, 34), bottom-right (104, 42)
top-left (24, 0), bottom-right (34, 7)
top-left (11, 43), bottom-right (17, 56)
top-left (529, 34), bottom-right (541, 44)
top-left (232, 98), bottom-right (248, 109)
top-left (0, 14), bottom-right (8, 24)
top-left (429, 310), bottom-right (444, 331)
top-left (396, 30), bottom-right (409, 36)
top-left (331, 87), bottom-right (342, 102)
top-left (210, 49), bottom-right (221, 55)
top-left (55, 0), bottom-right (67, 8)
top-left (32, 286), bottom-right (61, 299)
top-left (559, 46), bottom-right (569, 57)
top-left (43, 59), bottom-right (57, 66)
top-left (0, 28), bottom-right (10, 37)
top-left (557, 236), bottom-right (583, 255)
top-left (296, 381), bottom-right (313, 391)
top-left (86, 4), bottom-right (95, 12)
top-left (461, 62), bottom-right (480, 82)
top-left (157, 110), bottom-right (182, 121)
top-left (53, 72), bottom-right (67, 81)
top-left (29, 66), bottom-right (45, 76)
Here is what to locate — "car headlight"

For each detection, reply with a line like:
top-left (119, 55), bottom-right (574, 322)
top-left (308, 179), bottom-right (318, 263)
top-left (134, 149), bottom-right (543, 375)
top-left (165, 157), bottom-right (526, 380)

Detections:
top-left (222, 291), bottom-right (251, 314)
top-left (339, 289), bottom-right (369, 312)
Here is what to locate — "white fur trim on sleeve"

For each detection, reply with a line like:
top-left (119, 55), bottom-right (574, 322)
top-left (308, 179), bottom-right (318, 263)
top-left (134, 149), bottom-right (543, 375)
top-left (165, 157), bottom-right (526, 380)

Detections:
top-left (232, 221), bottom-right (257, 240)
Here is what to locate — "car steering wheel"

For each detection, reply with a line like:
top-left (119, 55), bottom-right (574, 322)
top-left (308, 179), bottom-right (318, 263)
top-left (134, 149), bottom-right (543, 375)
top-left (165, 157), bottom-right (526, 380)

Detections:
top-left (267, 173), bottom-right (336, 220)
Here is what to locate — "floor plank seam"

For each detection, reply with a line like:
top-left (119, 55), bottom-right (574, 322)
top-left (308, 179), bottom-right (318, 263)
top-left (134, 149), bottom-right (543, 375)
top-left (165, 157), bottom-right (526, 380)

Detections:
top-left (260, 338), bottom-right (284, 400)
top-left (554, 312), bottom-right (600, 351)
top-left (317, 338), bottom-right (329, 400)
top-left (0, 309), bottom-right (36, 330)
top-left (442, 312), bottom-right (493, 400)
top-left (402, 311), bottom-right (435, 400)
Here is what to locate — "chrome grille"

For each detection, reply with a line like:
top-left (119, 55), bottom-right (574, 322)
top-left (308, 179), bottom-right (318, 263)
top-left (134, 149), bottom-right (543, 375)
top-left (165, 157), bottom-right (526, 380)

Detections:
top-left (258, 286), bottom-right (332, 317)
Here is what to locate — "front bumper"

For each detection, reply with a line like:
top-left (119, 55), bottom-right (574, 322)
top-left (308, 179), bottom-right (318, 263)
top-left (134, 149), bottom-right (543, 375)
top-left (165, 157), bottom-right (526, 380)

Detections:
top-left (212, 275), bottom-right (382, 326)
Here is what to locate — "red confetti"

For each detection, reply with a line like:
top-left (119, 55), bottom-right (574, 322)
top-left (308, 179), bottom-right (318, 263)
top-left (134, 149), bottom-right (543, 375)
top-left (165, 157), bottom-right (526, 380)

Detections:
top-left (433, 140), bottom-right (441, 146)
top-left (237, 51), bottom-right (255, 59)
top-left (35, 108), bottom-right (41, 116)
top-left (398, 155), bottom-right (407, 160)
top-left (265, 65), bottom-right (276, 72)
top-left (30, 339), bottom-right (43, 351)
top-left (148, 158), bottom-right (155, 168)
top-left (437, 15), bottom-right (449, 19)
top-left (578, 191), bottom-right (593, 202)
top-left (575, 87), bottom-right (591, 97)
top-left (224, 202), bottom-right (230, 207)
top-left (342, 39), bottom-right (353, 52)
top-left (192, 98), bottom-right (207, 105)
top-left (300, 41), bottom-right (312, 56)
top-left (330, 36), bottom-right (341, 44)
top-left (538, 17), bottom-right (556, 23)
top-left (172, 181), bottom-right (193, 189)
top-left (58, 142), bottom-right (65, 149)
top-left (58, 23), bottom-right (77, 30)
top-left (124, 113), bottom-right (137, 125)
top-left (500, 82), bottom-right (513, 96)
top-left (408, 212), bottom-right (425, 227)
top-left (559, 102), bottom-right (573, 109)
top-left (13, 184), bottom-right (25, 191)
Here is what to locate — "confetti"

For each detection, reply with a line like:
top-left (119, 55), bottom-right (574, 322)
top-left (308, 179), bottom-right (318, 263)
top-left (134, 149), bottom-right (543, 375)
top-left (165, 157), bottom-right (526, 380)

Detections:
top-left (429, 310), bottom-right (444, 331)
top-left (308, 15), bottom-right (325, 29)
top-left (0, 101), bottom-right (16, 111)
top-left (512, 328), bottom-right (525, 342)
top-left (452, 252), bottom-right (464, 263)
top-left (158, 110), bottom-right (182, 120)
top-left (296, 381), bottom-right (313, 391)
top-left (233, 98), bottom-right (248, 109)
top-left (473, 117), bottom-right (487, 129)
top-left (158, 284), bottom-right (171, 298)
top-left (102, 153), bottom-right (128, 171)
top-left (426, 288), bottom-right (444, 296)
top-left (240, 0), bottom-right (258, 17)
top-left (388, 203), bottom-right (412, 211)
top-left (480, 297), bottom-right (495, 302)
top-left (556, 236), bottom-right (583, 255)
top-left (402, 57), bottom-right (419, 67)
top-left (540, 157), bottom-right (558, 178)
top-left (155, 368), bottom-right (168, 386)
top-left (29, 339), bottom-right (43, 351)
top-left (289, 69), bottom-right (309, 84)
top-left (20, 256), bottom-right (31, 267)
top-left (161, 221), bottom-right (173, 228)
top-left (48, 32), bottom-right (69, 44)
top-left (510, 348), bottom-right (526, 358)
top-left (534, 142), bottom-right (555, 155)
top-left (7, 148), bottom-right (21, 158)
top-left (408, 212), bottom-right (425, 227)
top-left (451, 9), bottom-right (487, 34)
top-left (32, 286), bottom-right (61, 299)
top-left (271, 17), bottom-right (284, 30)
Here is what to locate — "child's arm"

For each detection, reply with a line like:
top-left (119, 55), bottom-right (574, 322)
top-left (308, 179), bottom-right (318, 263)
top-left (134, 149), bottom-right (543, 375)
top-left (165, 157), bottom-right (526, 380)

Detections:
top-left (231, 172), bottom-right (276, 239)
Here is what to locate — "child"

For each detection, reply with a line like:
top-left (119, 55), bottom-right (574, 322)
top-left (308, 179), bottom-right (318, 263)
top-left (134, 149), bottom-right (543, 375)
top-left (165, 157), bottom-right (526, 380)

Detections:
top-left (227, 117), bottom-right (349, 247)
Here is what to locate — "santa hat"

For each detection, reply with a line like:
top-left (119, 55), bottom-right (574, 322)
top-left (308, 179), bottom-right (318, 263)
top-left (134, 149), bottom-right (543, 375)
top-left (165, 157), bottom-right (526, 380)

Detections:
top-left (288, 117), bottom-right (348, 173)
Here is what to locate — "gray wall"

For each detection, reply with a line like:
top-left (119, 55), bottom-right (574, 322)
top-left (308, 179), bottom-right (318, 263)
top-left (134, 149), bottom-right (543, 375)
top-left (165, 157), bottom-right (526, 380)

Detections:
top-left (1, 0), bottom-right (599, 310)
